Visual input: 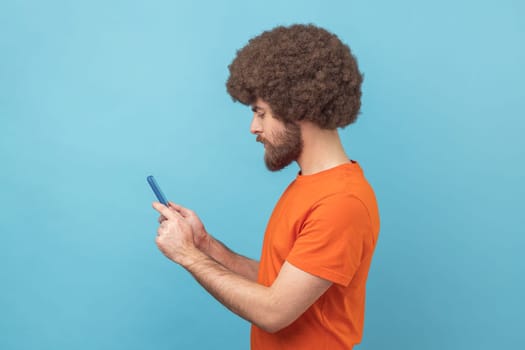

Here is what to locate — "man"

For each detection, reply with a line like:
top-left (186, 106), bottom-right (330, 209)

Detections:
top-left (152, 24), bottom-right (380, 349)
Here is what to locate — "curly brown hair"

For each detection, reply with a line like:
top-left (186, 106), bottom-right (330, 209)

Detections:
top-left (226, 24), bottom-right (363, 129)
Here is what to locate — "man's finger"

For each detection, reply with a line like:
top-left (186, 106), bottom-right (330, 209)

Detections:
top-left (152, 202), bottom-right (182, 220)
top-left (168, 202), bottom-right (191, 216)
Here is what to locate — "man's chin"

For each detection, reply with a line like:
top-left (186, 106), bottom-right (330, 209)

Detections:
top-left (264, 157), bottom-right (294, 172)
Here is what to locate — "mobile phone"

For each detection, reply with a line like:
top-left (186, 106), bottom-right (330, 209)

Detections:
top-left (147, 175), bottom-right (169, 206)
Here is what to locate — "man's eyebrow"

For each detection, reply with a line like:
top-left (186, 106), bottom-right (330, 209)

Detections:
top-left (251, 106), bottom-right (264, 113)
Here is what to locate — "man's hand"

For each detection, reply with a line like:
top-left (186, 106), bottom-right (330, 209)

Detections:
top-left (157, 202), bottom-right (210, 251)
top-left (153, 202), bottom-right (199, 266)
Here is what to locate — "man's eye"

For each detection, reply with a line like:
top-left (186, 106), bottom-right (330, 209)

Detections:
top-left (257, 112), bottom-right (265, 118)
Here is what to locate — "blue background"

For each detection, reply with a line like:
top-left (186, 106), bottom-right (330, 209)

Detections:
top-left (1, 1), bottom-right (524, 349)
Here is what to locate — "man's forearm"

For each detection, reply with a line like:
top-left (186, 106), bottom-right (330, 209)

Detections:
top-left (181, 247), bottom-right (280, 332)
top-left (201, 234), bottom-right (259, 281)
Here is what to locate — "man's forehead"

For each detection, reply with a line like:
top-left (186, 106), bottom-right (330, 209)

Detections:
top-left (251, 98), bottom-right (270, 111)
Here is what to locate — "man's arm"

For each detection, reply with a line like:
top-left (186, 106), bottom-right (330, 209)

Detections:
top-left (201, 234), bottom-right (260, 282)
top-left (153, 202), bottom-right (332, 333)
top-left (160, 202), bottom-right (259, 281)
top-left (185, 254), bottom-right (330, 333)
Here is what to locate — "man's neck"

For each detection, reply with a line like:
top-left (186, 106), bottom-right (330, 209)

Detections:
top-left (296, 122), bottom-right (350, 176)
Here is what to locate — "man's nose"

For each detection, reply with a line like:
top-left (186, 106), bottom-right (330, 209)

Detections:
top-left (250, 115), bottom-right (262, 135)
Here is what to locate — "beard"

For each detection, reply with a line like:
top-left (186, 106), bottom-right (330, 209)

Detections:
top-left (258, 122), bottom-right (303, 172)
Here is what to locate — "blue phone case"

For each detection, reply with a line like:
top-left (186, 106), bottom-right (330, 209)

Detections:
top-left (147, 175), bottom-right (168, 205)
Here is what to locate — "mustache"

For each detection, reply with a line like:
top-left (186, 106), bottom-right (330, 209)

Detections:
top-left (256, 135), bottom-right (266, 143)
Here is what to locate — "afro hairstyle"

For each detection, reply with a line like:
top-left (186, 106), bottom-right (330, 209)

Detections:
top-left (226, 24), bottom-right (363, 129)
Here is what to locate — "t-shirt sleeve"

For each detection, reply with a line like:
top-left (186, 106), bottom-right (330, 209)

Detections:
top-left (286, 194), bottom-right (372, 286)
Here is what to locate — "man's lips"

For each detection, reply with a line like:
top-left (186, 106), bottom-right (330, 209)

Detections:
top-left (256, 136), bottom-right (267, 148)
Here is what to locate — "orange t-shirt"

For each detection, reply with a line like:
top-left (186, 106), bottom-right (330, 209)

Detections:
top-left (251, 161), bottom-right (380, 350)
